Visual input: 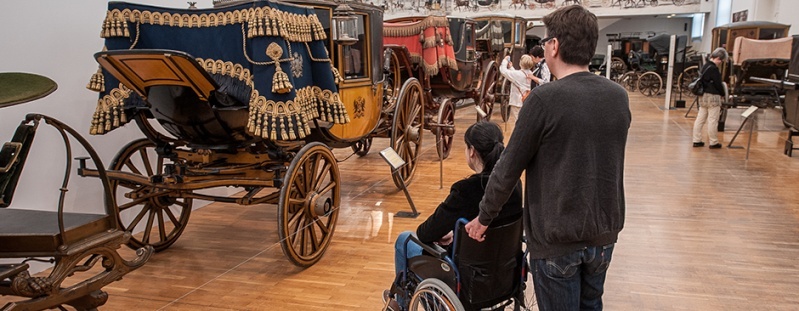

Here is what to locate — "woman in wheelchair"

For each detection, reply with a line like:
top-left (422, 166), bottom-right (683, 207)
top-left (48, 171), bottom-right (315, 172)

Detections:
top-left (384, 121), bottom-right (523, 311)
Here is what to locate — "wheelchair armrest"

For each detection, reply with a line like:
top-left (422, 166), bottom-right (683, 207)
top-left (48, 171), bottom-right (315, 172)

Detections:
top-left (408, 234), bottom-right (448, 259)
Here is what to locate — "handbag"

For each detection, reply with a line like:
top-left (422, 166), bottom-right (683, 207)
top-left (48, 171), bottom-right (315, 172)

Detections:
top-left (688, 66), bottom-right (707, 96)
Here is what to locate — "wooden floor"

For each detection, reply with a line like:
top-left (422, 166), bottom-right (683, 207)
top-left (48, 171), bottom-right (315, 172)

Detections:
top-left (6, 91), bottom-right (799, 310)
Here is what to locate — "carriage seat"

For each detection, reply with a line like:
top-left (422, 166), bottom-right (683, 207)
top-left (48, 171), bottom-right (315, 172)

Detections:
top-left (0, 72), bottom-right (151, 311)
top-left (406, 218), bottom-right (524, 310)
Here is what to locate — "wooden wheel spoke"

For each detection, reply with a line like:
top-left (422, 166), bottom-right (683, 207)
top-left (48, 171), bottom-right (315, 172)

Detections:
top-left (293, 176), bottom-right (306, 197)
top-left (118, 196), bottom-right (151, 211)
top-left (306, 218), bottom-right (319, 253)
top-left (139, 148), bottom-right (154, 176)
top-left (315, 218), bottom-right (330, 235)
top-left (127, 203), bottom-right (151, 230)
top-left (156, 157), bottom-right (164, 175)
top-left (316, 181), bottom-right (337, 198)
top-left (124, 159), bottom-right (142, 176)
top-left (156, 208), bottom-right (167, 242)
top-left (142, 208), bottom-right (156, 244)
top-left (288, 198), bottom-right (305, 206)
top-left (164, 206), bottom-right (181, 227)
top-left (313, 162), bottom-right (332, 191)
top-left (307, 155), bottom-right (322, 192)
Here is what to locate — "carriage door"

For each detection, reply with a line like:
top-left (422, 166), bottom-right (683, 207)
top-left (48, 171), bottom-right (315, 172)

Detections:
top-left (328, 12), bottom-right (381, 142)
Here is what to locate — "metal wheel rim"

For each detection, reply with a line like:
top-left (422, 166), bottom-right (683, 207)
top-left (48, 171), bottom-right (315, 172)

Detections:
top-left (678, 66), bottom-right (699, 97)
top-left (278, 142), bottom-right (340, 267)
top-left (410, 279), bottom-right (465, 311)
top-left (110, 139), bottom-right (192, 252)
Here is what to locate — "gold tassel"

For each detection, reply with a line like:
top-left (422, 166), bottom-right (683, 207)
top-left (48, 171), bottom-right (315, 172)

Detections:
top-left (272, 65), bottom-right (292, 94)
top-left (270, 115), bottom-right (278, 140)
top-left (119, 107), bottom-right (127, 124)
top-left (112, 107), bottom-right (120, 128)
top-left (122, 19), bottom-right (130, 37)
top-left (86, 69), bottom-right (105, 92)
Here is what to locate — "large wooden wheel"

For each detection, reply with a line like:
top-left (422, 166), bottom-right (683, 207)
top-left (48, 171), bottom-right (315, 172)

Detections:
top-left (383, 48), bottom-right (403, 114)
top-left (278, 142), bottom-right (340, 267)
top-left (677, 65), bottom-right (699, 97)
top-left (435, 98), bottom-right (456, 160)
top-left (409, 278), bottom-right (465, 311)
top-left (110, 138), bottom-right (192, 252)
top-left (391, 78), bottom-right (424, 189)
top-left (638, 71), bottom-right (663, 96)
top-left (477, 61), bottom-right (499, 122)
top-left (619, 71), bottom-right (639, 92)
top-left (611, 57), bottom-right (627, 77)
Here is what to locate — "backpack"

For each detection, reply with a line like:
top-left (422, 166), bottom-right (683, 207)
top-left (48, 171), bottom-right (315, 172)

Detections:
top-left (688, 65), bottom-right (707, 96)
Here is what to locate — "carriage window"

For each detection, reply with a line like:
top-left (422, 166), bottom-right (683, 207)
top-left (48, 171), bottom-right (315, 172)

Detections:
top-left (501, 21), bottom-right (512, 44)
top-left (465, 23), bottom-right (474, 49)
top-left (342, 14), bottom-right (368, 80)
top-left (514, 22), bottom-right (522, 46)
top-left (759, 28), bottom-right (784, 40)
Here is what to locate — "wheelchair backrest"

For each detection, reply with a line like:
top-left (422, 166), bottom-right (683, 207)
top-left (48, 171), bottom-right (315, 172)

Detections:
top-left (452, 218), bottom-right (523, 308)
top-left (0, 124), bottom-right (36, 208)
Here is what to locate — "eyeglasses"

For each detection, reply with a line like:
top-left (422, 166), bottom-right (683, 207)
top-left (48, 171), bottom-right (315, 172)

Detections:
top-left (540, 36), bottom-right (555, 46)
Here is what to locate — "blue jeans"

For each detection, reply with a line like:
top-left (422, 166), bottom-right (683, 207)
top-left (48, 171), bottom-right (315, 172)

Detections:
top-left (531, 244), bottom-right (615, 311)
top-left (393, 231), bottom-right (424, 308)
top-left (394, 231), bottom-right (424, 276)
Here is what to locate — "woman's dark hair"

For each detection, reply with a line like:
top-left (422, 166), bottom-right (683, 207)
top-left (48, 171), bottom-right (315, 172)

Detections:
top-left (464, 121), bottom-right (504, 174)
top-left (530, 45), bottom-right (545, 58)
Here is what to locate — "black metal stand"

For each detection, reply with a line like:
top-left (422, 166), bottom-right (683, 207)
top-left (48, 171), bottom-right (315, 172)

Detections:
top-left (379, 147), bottom-right (419, 218)
top-left (727, 108), bottom-right (757, 160)
top-left (684, 96), bottom-right (699, 118)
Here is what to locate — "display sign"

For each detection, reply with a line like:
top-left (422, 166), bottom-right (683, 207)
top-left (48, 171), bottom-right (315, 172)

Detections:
top-left (379, 147), bottom-right (406, 170)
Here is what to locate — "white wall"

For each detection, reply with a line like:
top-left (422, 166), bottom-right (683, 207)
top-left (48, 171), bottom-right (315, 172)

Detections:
top-left (0, 1), bottom-right (229, 215)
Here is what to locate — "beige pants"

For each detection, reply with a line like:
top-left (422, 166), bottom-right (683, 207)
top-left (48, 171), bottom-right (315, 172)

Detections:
top-left (692, 94), bottom-right (722, 145)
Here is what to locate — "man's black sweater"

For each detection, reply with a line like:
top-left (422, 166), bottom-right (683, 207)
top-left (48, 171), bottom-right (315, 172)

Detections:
top-left (478, 71), bottom-right (631, 259)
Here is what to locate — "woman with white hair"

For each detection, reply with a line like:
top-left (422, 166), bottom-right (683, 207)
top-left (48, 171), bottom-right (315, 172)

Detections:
top-left (500, 54), bottom-right (536, 123)
top-left (692, 47), bottom-right (729, 149)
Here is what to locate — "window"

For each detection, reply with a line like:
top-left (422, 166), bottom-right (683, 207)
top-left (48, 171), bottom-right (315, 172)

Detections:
top-left (342, 14), bottom-right (367, 80)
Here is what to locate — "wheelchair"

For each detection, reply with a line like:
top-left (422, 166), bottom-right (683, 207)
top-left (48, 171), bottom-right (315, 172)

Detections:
top-left (385, 218), bottom-right (535, 311)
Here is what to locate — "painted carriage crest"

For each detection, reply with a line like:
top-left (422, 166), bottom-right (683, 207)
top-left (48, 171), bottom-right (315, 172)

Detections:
top-left (291, 52), bottom-right (303, 78)
top-left (353, 96), bottom-right (365, 119)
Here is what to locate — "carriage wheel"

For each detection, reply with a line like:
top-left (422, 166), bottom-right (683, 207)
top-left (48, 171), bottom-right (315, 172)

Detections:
top-left (409, 278), bottom-right (465, 311)
top-left (678, 65), bottom-right (699, 97)
top-left (638, 72), bottom-right (663, 96)
top-left (110, 139), bottom-right (192, 252)
top-left (391, 78), bottom-right (425, 189)
top-left (383, 48), bottom-right (403, 114)
top-left (351, 137), bottom-right (373, 157)
top-left (477, 61), bottom-right (499, 122)
top-left (500, 79), bottom-right (511, 122)
top-left (278, 142), bottom-right (340, 268)
top-left (610, 57), bottom-right (627, 76)
top-left (619, 72), bottom-right (639, 92)
top-left (435, 99), bottom-right (456, 160)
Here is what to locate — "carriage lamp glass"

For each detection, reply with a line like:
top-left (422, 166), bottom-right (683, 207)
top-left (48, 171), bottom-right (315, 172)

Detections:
top-left (333, 3), bottom-right (358, 46)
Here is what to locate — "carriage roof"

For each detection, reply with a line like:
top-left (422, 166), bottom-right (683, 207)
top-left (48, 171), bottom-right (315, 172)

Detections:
top-left (646, 33), bottom-right (689, 55)
top-left (712, 21), bottom-right (790, 31)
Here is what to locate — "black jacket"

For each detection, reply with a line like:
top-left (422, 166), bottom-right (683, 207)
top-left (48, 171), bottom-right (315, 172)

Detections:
top-left (416, 172), bottom-right (523, 244)
top-left (700, 62), bottom-right (725, 96)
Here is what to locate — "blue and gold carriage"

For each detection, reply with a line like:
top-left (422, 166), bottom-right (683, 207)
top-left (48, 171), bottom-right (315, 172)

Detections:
top-left (82, 0), bottom-right (421, 267)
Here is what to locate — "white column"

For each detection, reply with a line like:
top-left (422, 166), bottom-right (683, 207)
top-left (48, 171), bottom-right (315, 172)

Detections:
top-left (664, 35), bottom-right (676, 110)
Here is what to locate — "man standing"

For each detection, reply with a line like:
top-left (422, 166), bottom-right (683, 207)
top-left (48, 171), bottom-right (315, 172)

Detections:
top-left (465, 5), bottom-right (631, 310)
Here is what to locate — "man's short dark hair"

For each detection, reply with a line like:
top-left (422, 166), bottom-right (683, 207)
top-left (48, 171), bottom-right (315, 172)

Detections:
top-left (530, 45), bottom-right (545, 58)
top-left (542, 5), bottom-right (598, 66)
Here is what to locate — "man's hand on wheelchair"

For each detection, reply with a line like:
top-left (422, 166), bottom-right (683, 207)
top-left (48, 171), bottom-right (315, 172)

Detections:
top-left (465, 218), bottom-right (487, 242)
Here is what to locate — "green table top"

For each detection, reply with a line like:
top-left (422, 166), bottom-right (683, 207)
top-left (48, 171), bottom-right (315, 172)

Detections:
top-left (0, 72), bottom-right (57, 108)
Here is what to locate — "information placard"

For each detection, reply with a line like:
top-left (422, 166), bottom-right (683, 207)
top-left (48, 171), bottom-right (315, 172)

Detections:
top-left (379, 147), bottom-right (406, 170)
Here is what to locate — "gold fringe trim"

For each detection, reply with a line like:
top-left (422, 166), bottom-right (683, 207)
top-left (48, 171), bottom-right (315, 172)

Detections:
top-left (86, 68), bottom-right (105, 92)
top-left (383, 16), bottom-right (450, 37)
top-left (247, 86), bottom-right (348, 141)
top-left (102, 6), bottom-right (326, 42)
top-left (90, 85), bottom-right (131, 135)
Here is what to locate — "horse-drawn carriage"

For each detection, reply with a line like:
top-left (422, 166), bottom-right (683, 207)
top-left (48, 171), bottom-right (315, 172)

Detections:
top-left (381, 15), bottom-right (484, 159)
top-left (80, 0), bottom-right (426, 268)
top-left (473, 14), bottom-right (528, 122)
top-left (610, 32), bottom-right (700, 97)
top-left (709, 21), bottom-right (791, 129)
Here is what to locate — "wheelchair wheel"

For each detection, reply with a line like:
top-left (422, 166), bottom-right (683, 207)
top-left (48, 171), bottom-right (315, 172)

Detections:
top-left (409, 279), bottom-right (465, 311)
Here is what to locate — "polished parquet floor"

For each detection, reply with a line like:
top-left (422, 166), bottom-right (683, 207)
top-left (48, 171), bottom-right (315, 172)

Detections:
top-left (5, 91), bottom-right (799, 310)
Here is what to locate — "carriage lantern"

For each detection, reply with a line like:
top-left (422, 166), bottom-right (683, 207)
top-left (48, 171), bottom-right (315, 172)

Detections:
top-left (333, 2), bottom-right (358, 46)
